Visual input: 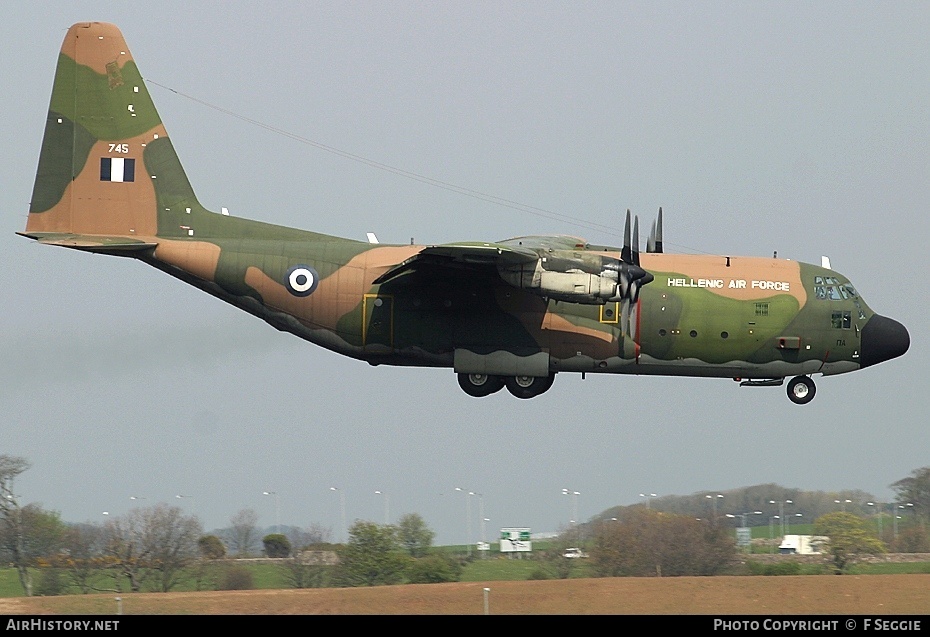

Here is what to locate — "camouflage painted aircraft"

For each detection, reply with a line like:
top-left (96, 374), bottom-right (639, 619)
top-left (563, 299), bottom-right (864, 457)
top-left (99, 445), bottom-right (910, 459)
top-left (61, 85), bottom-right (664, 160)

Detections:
top-left (20, 23), bottom-right (910, 404)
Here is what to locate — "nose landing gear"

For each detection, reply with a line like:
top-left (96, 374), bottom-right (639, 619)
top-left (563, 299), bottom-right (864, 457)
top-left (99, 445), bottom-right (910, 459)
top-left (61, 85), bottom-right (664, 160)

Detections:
top-left (786, 376), bottom-right (816, 405)
top-left (735, 375), bottom-right (817, 404)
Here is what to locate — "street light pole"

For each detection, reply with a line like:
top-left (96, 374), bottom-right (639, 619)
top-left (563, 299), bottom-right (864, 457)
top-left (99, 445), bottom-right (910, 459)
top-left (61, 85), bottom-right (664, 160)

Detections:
top-left (639, 493), bottom-right (657, 510)
top-left (375, 490), bottom-right (390, 525)
top-left (740, 511), bottom-right (762, 527)
top-left (706, 494), bottom-right (723, 522)
top-left (329, 487), bottom-right (346, 544)
top-left (867, 502), bottom-right (883, 539)
top-left (175, 494), bottom-right (195, 518)
top-left (562, 488), bottom-right (580, 525)
top-left (769, 499), bottom-right (793, 536)
top-left (263, 491), bottom-right (280, 534)
top-left (894, 503), bottom-right (914, 541)
top-left (476, 494), bottom-right (484, 542)
top-left (475, 493), bottom-right (486, 559)
top-left (455, 487), bottom-right (472, 556)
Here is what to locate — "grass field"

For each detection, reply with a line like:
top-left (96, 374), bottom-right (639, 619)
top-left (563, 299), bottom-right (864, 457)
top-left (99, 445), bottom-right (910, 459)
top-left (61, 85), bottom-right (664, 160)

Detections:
top-left (2, 554), bottom-right (929, 597)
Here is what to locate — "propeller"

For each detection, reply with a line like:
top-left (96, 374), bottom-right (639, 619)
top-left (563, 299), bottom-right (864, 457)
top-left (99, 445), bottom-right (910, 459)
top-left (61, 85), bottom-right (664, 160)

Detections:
top-left (617, 210), bottom-right (654, 305)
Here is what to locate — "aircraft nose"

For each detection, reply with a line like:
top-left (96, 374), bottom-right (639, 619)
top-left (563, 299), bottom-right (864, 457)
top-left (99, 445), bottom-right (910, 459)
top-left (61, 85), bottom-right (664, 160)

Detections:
top-left (860, 314), bottom-right (910, 368)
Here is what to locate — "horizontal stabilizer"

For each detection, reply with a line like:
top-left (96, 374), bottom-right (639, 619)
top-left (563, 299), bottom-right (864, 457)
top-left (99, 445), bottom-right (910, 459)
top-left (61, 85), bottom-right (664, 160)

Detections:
top-left (17, 232), bottom-right (157, 254)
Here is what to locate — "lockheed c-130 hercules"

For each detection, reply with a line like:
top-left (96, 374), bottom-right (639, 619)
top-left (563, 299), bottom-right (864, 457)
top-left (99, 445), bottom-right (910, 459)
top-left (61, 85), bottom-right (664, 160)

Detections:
top-left (19, 23), bottom-right (910, 404)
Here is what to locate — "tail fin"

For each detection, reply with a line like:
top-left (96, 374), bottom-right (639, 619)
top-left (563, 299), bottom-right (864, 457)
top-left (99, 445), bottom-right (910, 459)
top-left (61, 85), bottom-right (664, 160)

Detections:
top-left (22, 22), bottom-right (208, 249)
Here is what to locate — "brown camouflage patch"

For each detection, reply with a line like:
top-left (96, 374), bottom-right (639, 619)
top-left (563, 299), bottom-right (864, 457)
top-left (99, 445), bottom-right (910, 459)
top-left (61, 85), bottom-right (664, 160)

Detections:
top-left (544, 313), bottom-right (615, 345)
top-left (154, 240), bottom-right (222, 282)
top-left (642, 253), bottom-right (807, 305)
top-left (245, 265), bottom-right (365, 332)
top-left (65, 22), bottom-right (135, 76)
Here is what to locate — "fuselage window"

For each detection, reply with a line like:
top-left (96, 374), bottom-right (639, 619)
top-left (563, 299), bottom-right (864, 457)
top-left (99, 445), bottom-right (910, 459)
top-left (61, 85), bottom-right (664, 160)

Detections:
top-left (755, 303), bottom-right (769, 316)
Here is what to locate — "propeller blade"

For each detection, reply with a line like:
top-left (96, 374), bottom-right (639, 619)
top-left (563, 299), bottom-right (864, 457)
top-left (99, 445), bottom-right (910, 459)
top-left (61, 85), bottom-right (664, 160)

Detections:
top-left (621, 210), bottom-right (632, 264)
top-left (632, 216), bottom-right (640, 266)
top-left (655, 206), bottom-right (663, 253)
top-left (647, 219), bottom-right (656, 253)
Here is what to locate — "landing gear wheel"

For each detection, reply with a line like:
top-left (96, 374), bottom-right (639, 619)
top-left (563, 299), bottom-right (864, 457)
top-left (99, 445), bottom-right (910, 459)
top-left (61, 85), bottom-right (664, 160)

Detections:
top-left (787, 376), bottom-right (816, 405)
top-left (505, 374), bottom-right (555, 399)
top-left (457, 373), bottom-right (505, 397)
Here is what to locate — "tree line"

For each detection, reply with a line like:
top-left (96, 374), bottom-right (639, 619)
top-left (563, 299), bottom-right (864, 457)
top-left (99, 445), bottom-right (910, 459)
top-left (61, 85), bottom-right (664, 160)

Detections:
top-left (4, 454), bottom-right (930, 595)
top-left (1, 454), bottom-right (453, 595)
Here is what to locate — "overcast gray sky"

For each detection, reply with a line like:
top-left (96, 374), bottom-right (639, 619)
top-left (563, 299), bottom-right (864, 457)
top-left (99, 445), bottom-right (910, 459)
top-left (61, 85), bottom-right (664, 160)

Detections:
top-left (2, 2), bottom-right (928, 545)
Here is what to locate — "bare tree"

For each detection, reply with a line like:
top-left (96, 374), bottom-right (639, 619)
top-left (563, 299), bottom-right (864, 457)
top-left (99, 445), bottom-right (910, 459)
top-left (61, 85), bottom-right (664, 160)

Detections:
top-left (287, 522), bottom-right (333, 552)
top-left (145, 504), bottom-right (203, 592)
top-left (104, 503), bottom-right (203, 592)
top-left (60, 522), bottom-right (109, 594)
top-left (0, 455), bottom-right (33, 595)
top-left (103, 509), bottom-right (152, 592)
top-left (227, 508), bottom-right (260, 556)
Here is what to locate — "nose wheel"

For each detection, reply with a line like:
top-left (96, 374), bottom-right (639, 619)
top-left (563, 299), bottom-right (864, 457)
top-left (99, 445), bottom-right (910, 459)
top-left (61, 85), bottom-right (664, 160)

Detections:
top-left (787, 376), bottom-right (816, 405)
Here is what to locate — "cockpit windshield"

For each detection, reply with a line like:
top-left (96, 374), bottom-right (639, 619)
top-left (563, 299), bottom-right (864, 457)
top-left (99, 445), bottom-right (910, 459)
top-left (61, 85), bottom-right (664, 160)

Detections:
top-left (813, 276), bottom-right (858, 301)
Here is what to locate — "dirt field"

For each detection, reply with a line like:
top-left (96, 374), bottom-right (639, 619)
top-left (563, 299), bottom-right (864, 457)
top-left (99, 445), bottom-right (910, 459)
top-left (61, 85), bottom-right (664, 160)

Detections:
top-left (2, 575), bottom-right (929, 615)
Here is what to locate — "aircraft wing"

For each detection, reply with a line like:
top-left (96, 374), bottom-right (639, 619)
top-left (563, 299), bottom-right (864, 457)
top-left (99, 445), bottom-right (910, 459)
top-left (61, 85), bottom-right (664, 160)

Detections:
top-left (372, 242), bottom-right (539, 284)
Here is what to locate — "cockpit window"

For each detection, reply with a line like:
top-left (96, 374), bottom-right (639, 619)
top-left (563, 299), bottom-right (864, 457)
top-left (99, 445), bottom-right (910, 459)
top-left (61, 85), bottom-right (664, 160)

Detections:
top-left (813, 278), bottom-right (859, 302)
top-left (831, 311), bottom-right (851, 329)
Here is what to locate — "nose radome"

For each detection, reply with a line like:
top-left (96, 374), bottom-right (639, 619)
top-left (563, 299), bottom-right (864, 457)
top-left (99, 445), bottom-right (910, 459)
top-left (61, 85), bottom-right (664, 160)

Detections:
top-left (860, 314), bottom-right (910, 368)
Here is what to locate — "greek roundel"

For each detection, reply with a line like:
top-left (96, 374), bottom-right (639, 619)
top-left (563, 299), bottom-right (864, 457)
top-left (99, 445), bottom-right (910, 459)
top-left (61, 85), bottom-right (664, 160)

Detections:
top-left (284, 265), bottom-right (319, 297)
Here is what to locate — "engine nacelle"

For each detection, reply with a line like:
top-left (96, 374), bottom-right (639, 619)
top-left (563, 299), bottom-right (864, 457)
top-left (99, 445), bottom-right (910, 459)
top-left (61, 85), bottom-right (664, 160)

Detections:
top-left (498, 260), bottom-right (619, 304)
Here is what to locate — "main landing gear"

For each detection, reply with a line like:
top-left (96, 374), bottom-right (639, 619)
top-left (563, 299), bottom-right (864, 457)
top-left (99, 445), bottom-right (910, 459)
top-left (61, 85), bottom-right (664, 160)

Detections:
top-left (457, 373), bottom-right (554, 399)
